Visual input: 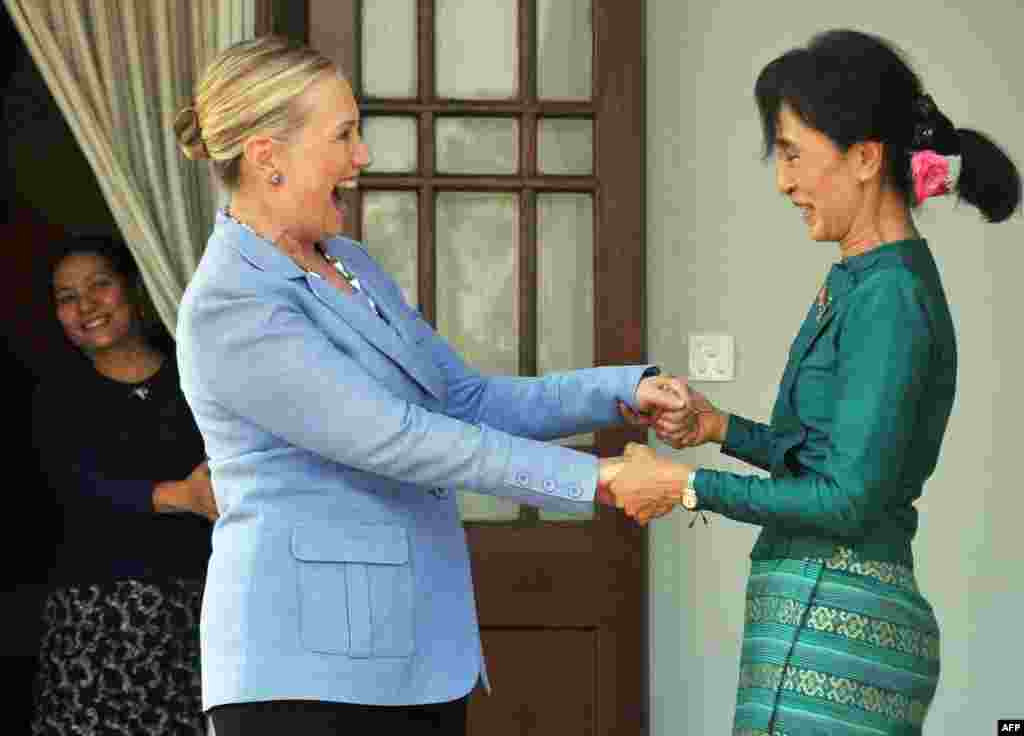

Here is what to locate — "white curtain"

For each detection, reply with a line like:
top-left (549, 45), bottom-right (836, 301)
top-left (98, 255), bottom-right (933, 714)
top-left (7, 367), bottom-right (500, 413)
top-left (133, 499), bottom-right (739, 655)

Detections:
top-left (3, 0), bottom-right (256, 336)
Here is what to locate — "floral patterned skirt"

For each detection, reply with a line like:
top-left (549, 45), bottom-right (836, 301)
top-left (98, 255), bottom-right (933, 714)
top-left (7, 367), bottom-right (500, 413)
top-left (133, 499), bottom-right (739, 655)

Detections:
top-left (31, 578), bottom-right (206, 735)
top-left (733, 547), bottom-right (940, 736)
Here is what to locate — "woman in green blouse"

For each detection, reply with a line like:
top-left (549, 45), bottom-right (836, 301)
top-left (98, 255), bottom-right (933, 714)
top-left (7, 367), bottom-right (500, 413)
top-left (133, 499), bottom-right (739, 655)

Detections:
top-left (610, 29), bottom-right (1021, 736)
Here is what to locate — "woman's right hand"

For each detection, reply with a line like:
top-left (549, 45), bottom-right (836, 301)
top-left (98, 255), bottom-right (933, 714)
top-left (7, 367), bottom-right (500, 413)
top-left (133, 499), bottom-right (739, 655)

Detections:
top-left (653, 383), bottom-right (728, 449)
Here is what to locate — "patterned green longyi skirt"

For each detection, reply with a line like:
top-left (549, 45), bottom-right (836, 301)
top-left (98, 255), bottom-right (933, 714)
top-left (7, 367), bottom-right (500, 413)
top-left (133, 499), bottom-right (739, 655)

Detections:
top-left (733, 547), bottom-right (940, 736)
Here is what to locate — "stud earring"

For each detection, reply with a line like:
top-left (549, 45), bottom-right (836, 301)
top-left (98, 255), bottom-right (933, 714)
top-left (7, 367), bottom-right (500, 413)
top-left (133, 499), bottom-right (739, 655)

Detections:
top-left (270, 172), bottom-right (283, 186)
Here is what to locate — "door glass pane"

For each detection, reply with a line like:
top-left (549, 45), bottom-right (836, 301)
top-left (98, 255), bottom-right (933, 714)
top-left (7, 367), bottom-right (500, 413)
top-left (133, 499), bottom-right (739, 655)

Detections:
top-left (437, 192), bottom-right (521, 521)
top-left (436, 117), bottom-right (518, 175)
top-left (362, 191), bottom-right (418, 309)
top-left (436, 0), bottom-right (517, 99)
top-left (537, 193), bottom-right (594, 521)
top-left (537, 0), bottom-right (592, 100)
top-left (538, 118), bottom-right (593, 175)
top-left (457, 492), bottom-right (520, 523)
top-left (364, 117), bottom-right (418, 174)
top-left (436, 193), bottom-right (519, 374)
top-left (362, 0), bottom-right (417, 98)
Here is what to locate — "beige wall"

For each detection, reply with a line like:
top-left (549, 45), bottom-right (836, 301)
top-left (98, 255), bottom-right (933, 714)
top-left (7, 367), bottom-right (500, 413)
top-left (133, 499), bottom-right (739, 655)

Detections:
top-left (646, 1), bottom-right (1024, 734)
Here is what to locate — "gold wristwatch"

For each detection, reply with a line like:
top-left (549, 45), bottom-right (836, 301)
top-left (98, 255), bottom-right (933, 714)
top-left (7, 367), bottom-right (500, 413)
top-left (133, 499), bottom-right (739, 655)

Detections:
top-left (681, 469), bottom-right (699, 510)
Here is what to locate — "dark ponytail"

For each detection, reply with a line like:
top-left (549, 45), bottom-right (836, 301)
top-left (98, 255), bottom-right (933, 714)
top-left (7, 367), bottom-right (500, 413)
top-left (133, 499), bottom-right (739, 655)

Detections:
top-left (955, 128), bottom-right (1021, 223)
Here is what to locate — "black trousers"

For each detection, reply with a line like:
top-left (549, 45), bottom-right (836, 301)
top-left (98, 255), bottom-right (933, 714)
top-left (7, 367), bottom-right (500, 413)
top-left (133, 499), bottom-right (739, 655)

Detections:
top-left (208, 696), bottom-right (468, 736)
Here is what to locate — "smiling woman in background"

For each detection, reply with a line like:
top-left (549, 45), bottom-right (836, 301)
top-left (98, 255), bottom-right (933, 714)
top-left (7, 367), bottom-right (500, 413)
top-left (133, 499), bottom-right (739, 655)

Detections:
top-left (610, 28), bottom-right (1021, 736)
top-left (30, 235), bottom-right (216, 735)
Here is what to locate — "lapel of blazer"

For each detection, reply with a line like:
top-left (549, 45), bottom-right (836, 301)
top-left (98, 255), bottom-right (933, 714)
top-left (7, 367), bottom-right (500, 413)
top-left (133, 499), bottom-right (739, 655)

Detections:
top-left (226, 216), bottom-right (446, 401)
top-left (305, 270), bottom-right (447, 402)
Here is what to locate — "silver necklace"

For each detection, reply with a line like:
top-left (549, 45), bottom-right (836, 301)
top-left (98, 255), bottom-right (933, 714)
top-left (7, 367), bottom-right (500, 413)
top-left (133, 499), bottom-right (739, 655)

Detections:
top-left (223, 208), bottom-right (380, 317)
top-left (313, 243), bottom-right (379, 314)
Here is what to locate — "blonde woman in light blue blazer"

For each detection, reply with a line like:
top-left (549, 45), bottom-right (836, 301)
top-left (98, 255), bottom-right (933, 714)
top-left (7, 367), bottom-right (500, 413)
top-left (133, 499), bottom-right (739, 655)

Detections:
top-left (173, 36), bottom-right (684, 736)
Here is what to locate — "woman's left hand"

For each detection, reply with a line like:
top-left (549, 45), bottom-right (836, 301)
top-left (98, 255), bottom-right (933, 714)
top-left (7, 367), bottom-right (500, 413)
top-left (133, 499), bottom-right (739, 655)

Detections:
top-left (184, 462), bottom-right (219, 522)
top-left (156, 462), bottom-right (219, 521)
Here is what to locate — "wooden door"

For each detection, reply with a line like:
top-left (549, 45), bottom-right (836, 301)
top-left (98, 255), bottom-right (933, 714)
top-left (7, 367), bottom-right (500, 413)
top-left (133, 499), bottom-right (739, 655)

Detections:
top-left (262, 2), bottom-right (648, 733)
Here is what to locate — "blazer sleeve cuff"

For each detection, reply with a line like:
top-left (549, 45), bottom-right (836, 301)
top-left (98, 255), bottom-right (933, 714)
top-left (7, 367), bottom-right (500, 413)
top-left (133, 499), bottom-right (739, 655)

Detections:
top-left (502, 447), bottom-right (598, 513)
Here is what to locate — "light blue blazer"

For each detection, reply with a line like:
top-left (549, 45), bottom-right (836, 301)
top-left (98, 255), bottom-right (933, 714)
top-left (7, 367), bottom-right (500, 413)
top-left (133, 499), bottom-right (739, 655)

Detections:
top-left (176, 212), bottom-right (653, 709)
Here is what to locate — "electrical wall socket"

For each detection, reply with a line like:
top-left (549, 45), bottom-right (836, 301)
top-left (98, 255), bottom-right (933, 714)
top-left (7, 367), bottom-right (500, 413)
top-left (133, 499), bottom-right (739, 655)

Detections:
top-left (689, 334), bottom-right (734, 382)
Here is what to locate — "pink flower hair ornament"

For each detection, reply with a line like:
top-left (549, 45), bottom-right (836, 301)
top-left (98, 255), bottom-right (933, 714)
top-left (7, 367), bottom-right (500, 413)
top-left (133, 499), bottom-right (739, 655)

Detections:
top-left (911, 149), bottom-right (954, 205)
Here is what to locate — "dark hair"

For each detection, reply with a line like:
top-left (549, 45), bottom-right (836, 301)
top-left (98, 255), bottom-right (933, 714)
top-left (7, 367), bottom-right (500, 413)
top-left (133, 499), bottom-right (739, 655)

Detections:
top-left (754, 29), bottom-right (1021, 223)
top-left (49, 234), bottom-right (174, 352)
top-left (50, 234), bottom-right (140, 287)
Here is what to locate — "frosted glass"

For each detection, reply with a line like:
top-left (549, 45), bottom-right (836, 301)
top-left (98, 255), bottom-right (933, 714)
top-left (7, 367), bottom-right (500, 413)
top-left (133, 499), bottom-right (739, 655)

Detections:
top-left (538, 118), bottom-right (593, 175)
top-left (436, 117), bottom-right (518, 174)
top-left (363, 117), bottom-right (417, 174)
top-left (537, 193), bottom-right (595, 521)
top-left (362, 0), bottom-right (417, 98)
top-left (362, 191), bottom-right (418, 309)
top-left (457, 492), bottom-right (521, 522)
top-left (537, 0), bottom-right (592, 100)
top-left (436, 192), bottom-right (518, 374)
top-left (437, 192), bottom-right (521, 521)
top-left (436, 0), bottom-right (517, 99)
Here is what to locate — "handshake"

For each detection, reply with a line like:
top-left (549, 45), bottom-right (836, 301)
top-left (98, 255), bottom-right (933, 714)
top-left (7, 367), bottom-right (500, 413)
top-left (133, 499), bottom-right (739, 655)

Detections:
top-left (595, 373), bottom-right (728, 525)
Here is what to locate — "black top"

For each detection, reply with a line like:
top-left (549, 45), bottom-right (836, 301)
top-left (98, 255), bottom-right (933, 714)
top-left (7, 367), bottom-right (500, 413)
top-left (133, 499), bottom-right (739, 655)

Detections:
top-left (32, 355), bottom-right (213, 585)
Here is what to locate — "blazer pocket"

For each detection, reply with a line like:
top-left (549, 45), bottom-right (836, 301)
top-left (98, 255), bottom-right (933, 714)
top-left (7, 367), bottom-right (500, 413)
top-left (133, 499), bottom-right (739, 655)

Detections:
top-left (292, 523), bottom-right (414, 659)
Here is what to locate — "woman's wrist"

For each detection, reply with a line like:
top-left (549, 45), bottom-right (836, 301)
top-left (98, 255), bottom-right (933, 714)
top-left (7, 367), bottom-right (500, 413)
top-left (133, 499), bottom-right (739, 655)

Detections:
top-left (681, 467), bottom-right (699, 510)
top-left (713, 412), bottom-right (730, 445)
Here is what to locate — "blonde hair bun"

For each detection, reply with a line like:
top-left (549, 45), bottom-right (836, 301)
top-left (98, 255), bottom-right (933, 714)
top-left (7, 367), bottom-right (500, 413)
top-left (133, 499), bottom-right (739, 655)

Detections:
top-left (175, 36), bottom-right (340, 189)
top-left (173, 106), bottom-right (210, 161)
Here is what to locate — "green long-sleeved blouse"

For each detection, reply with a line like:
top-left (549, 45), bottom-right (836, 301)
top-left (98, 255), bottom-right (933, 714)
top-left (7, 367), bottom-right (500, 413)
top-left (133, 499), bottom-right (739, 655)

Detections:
top-left (694, 239), bottom-right (957, 566)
